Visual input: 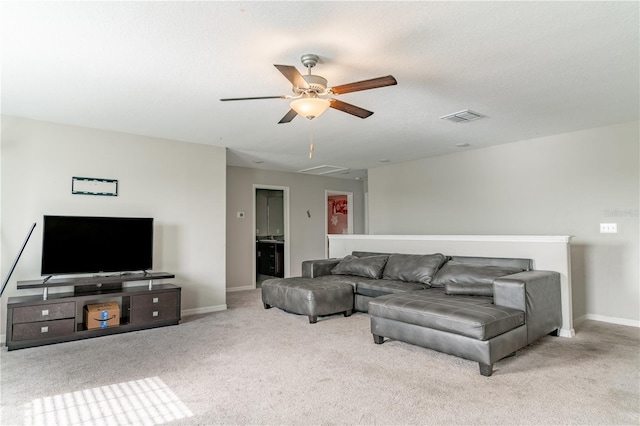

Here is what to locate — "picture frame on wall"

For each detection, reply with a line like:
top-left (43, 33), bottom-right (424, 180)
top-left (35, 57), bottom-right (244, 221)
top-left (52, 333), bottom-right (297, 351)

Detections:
top-left (72, 176), bottom-right (118, 196)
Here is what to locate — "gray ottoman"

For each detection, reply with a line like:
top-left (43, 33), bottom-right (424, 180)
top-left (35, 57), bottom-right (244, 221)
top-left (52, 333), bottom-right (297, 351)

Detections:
top-left (262, 277), bottom-right (354, 323)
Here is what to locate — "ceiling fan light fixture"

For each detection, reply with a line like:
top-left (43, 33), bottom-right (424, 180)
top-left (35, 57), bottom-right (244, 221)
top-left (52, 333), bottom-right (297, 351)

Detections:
top-left (290, 97), bottom-right (331, 120)
top-left (221, 54), bottom-right (396, 124)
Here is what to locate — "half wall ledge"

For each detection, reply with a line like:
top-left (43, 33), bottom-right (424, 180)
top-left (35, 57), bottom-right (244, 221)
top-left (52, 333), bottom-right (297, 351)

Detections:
top-left (328, 234), bottom-right (575, 337)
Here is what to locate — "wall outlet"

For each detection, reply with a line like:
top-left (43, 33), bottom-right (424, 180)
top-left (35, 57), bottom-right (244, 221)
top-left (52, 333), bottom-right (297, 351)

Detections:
top-left (600, 223), bottom-right (617, 233)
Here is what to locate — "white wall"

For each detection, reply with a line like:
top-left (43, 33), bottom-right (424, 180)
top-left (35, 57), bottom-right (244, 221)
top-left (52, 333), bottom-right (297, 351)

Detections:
top-left (0, 117), bottom-right (227, 334)
top-left (226, 166), bottom-right (364, 290)
top-left (368, 121), bottom-right (639, 326)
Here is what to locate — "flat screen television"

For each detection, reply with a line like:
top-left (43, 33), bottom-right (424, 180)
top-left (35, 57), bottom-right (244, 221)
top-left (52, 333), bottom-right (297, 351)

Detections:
top-left (41, 215), bottom-right (153, 276)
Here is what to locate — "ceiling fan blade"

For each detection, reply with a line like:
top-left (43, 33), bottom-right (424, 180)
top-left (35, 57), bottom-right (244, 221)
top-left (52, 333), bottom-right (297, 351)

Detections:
top-left (220, 96), bottom-right (286, 101)
top-left (274, 65), bottom-right (309, 89)
top-left (329, 99), bottom-right (374, 119)
top-left (278, 109), bottom-right (298, 124)
top-left (329, 75), bottom-right (397, 95)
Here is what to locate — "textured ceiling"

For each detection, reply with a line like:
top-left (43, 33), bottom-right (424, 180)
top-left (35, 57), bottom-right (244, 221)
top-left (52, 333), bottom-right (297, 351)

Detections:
top-left (2, 1), bottom-right (638, 180)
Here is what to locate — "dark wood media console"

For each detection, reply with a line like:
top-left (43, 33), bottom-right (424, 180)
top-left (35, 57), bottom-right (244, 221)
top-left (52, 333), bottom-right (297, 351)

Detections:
top-left (6, 272), bottom-right (181, 350)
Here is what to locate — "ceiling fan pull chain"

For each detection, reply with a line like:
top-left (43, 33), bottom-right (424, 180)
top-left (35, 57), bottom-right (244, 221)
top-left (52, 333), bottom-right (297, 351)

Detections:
top-left (309, 121), bottom-right (315, 159)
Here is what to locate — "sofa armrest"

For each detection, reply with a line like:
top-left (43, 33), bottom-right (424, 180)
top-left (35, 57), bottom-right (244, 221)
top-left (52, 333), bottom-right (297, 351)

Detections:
top-left (494, 270), bottom-right (562, 344)
top-left (302, 258), bottom-right (341, 278)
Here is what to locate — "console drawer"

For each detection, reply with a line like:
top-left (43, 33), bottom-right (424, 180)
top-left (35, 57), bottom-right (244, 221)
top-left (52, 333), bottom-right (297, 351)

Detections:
top-left (130, 291), bottom-right (179, 324)
top-left (130, 305), bottom-right (179, 324)
top-left (131, 291), bottom-right (178, 309)
top-left (12, 302), bottom-right (76, 324)
top-left (12, 318), bottom-right (75, 341)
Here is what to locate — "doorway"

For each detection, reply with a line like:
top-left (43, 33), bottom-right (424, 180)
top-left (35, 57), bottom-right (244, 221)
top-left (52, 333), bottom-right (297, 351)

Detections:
top-left (325, 190), bottom-right (353, 257)
top-left (254, 185), bottom-right (290, 288)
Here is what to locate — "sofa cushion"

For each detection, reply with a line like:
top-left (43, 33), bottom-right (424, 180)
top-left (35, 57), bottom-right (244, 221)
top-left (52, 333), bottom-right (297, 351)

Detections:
top-left (331, 255), bottom-right (389, 279)
top-left (382, 253), bottom-right (446, 284)
top-left (431, 261), bottom-right (525, 291)
top-left (356, 279), bottom-right (427, 298)
top-left (368, 289), bottom-right (525, 341)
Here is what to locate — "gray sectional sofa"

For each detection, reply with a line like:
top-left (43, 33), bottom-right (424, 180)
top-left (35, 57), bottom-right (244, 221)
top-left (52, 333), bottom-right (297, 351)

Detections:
top-left (262, 251), bottom-right (562, 376)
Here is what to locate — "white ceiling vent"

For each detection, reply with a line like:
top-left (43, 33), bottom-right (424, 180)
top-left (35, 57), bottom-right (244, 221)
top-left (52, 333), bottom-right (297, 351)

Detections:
top-left (440, 110), bottom-right (485, 123)
top-left (298, 165), bottom-right (349, 175)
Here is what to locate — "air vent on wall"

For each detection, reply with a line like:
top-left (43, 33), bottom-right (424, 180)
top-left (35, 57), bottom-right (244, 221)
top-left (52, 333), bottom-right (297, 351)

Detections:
top-left (440, 110), bottom-right (485, 123)
top-left (298, 165), bottom-right (349, 175)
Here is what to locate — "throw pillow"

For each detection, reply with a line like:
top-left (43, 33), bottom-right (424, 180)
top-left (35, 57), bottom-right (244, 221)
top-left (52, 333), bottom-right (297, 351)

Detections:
top-left (382, 253), bottom-right (446, 284)
top-left (444, 282), bottom-right (494, 297)
top-left (331, 255), bottom-right (389, 279)
top-left (431, 261), bottom-right (525, 289)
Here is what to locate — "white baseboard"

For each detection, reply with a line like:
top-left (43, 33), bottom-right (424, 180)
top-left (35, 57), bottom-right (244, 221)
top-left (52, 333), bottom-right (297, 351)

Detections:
top-left (559, 328), bottom-right (575, 338)
top-left (0, 334), bottom-right (5, 345)
top-left (226, 285), bottom-right (256, 292)
top-left (181, 304), bottom-right (227, 317)
top-left (575, 314), bottom-right (640, 328)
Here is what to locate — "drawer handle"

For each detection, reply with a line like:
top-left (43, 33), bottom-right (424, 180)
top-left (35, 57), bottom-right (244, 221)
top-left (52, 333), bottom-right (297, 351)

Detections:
top-left (152, 297), bottom-right (159, 303)
top-left (41, 326), bottom-right (49, 333)
top-left (152, 311), bottom-right (159, 317)
top-left (41, 309), bottom-right (49, 317)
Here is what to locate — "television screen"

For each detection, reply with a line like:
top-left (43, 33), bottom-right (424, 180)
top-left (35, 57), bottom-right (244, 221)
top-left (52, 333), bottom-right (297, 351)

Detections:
top-left (41, 215), bottom-right (153, 275)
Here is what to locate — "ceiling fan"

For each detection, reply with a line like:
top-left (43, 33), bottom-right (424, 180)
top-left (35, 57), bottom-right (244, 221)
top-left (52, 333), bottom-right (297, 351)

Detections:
top-left (220, 54), bottom-right (397, 123)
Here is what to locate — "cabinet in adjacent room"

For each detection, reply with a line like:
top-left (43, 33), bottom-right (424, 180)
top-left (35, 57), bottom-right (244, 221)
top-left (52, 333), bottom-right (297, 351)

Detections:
top-left (256, 242), bottom-right (284, 278)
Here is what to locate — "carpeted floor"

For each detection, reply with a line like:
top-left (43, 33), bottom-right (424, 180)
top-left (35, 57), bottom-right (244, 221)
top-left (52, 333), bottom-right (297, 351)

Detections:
top-left (1, 289), bottom-right (639, 425)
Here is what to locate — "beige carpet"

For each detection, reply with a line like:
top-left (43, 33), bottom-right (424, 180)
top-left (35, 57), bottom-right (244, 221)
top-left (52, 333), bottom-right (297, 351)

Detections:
top-left (1, 289), bottom-right (638, 425)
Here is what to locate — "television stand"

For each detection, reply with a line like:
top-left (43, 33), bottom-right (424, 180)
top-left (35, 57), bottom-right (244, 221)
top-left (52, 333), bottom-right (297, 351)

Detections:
top-left (6, 272), bottom-right (180, 350)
